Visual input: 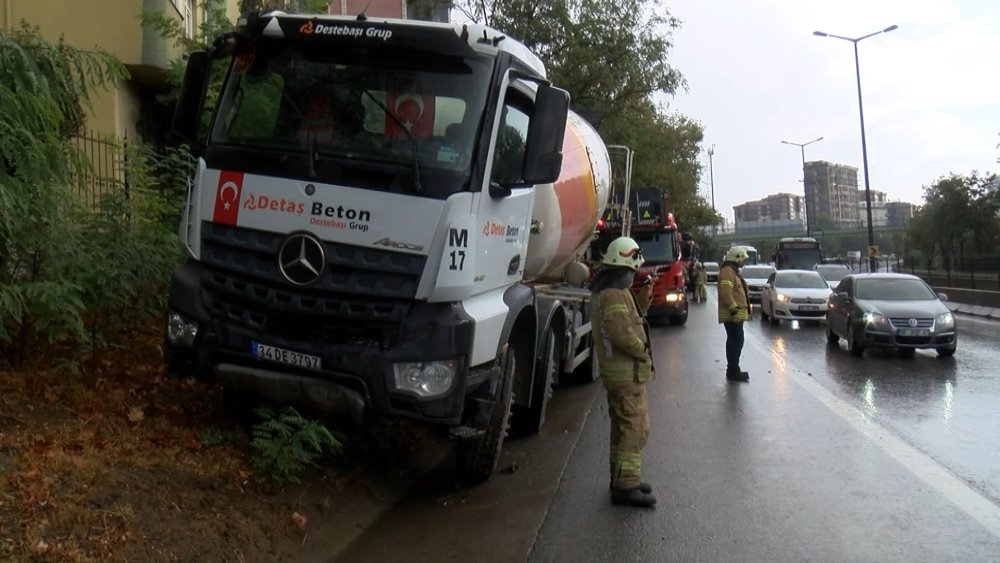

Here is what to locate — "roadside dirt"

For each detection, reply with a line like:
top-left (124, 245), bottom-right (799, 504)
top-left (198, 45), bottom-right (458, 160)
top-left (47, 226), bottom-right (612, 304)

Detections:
top-left (0, 321), bottom-right (430, 562)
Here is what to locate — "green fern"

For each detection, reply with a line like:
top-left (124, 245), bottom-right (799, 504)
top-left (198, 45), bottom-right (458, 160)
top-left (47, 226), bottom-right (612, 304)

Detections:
top-left (250, 407), bottom-right (343, 486)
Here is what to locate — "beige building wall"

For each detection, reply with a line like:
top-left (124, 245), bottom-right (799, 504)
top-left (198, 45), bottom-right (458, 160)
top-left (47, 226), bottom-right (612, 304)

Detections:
top-left (2, 0), bottom-right (239, 140)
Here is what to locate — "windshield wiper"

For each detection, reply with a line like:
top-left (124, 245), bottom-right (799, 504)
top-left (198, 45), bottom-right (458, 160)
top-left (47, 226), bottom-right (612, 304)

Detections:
top-left (271, 76), bottom-right (317, 178)
top-left (361, 89), bottom-right (423, 195)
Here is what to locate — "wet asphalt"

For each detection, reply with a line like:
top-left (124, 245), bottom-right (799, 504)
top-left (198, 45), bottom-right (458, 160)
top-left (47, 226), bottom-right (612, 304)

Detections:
top-left (337, 286), bottom-right (1000, 562)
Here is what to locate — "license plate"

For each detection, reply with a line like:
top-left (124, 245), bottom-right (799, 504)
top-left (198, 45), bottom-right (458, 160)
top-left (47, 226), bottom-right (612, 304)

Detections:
top-left (799, 305), bottom-right (819, 311)
top-left (898, 328), bottom-right (929, 337)
top-left (251, 341), bottom-right (321, 371)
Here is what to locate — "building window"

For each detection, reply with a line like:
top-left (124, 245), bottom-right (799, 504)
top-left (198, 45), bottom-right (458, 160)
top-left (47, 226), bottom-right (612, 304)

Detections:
top-left (184, 0), bottom-right (195, 38)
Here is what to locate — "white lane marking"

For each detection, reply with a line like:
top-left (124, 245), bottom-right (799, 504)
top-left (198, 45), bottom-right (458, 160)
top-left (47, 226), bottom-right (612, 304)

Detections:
top-left (744, 335), bottom-right (1000, 538)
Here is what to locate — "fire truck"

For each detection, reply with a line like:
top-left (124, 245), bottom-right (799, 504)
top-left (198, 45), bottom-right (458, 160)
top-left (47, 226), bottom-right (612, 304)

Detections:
top-left (592, 186), bottom-right (688, 325)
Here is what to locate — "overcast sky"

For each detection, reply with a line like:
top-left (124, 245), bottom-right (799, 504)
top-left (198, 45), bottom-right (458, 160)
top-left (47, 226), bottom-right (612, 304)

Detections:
top-left (662, 0), bottom-right (1000, 224)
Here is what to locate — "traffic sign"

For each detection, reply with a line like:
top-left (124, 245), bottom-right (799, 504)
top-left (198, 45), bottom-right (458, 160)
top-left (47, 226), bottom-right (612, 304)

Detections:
top-left (868, 245), bottom-right (878, 257)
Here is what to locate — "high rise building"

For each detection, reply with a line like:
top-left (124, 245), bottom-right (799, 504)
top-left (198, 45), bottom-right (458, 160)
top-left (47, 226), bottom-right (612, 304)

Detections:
top-left (804, 160), bottom-right (861, 229)
top-left (859, 189), bottom-right (888, 227)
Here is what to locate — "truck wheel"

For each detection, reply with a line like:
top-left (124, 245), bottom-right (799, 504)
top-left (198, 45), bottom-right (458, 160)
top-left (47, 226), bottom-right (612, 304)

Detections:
top-left (571, 336), bottom-right (599, 385)
top-left (669, 307), bottom-right (688, 326)
top-left (512, 327), bottom-right (558, 436)
top-left (457, 344), bottom-right (515, 482)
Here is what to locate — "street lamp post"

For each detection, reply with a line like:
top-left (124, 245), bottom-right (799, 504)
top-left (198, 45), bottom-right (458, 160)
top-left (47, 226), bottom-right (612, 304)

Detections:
top-left (708, 144), bottom-right (716, 234)
top-left (814, 24), bottom-right (897, 273)
top-left (781, 137), bottom-right (823, 237)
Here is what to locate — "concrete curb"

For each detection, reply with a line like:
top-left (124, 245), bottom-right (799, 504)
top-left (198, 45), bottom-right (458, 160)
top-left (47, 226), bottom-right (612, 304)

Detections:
top-left (946, 301), bottom-right (1000, 319)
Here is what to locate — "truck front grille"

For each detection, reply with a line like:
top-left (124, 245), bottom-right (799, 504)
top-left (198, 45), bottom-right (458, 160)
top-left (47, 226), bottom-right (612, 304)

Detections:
top-left (199, 222), bottom-right (426, 343)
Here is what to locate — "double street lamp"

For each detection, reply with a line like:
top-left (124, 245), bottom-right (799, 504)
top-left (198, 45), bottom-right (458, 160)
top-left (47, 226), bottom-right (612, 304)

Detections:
top-left (781, 137), bottom-right (823, 237)
top-left (813, 24), bottom-right (898, 273)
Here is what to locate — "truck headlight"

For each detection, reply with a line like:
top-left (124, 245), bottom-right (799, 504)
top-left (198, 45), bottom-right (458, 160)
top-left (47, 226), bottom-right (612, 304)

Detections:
top-left (166, 312), bottom-right (199, 347)
top-left (393, 360), bottom-right (458, 398)
top-left (664, 292), bottom-right (682, 303)
top-left (936, 312), bottom-right (955, 329)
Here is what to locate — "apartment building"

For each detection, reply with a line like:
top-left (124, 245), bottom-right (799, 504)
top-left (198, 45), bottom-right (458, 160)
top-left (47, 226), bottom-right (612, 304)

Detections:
top-left (328, 0), bottom-right (452, 20)
top-left (733, 192), bottom-right (806, 235)
top-left (858, 189), bottom-right (888, 227)
top-left (886, 201), bottom-right (916, 227)
top-left (804, 160), bottom-right (861, 229)
top-left (1, 0), bottom-right (240, 140)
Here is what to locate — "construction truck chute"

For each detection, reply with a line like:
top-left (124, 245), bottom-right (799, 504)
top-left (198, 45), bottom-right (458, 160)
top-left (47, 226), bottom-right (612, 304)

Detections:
top-left (164, 11), bottom-right (610, 481)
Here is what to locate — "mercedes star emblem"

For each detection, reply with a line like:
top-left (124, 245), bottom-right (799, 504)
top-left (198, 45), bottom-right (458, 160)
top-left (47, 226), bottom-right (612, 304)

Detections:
top-left (278, 233), bottom-right (325, 285)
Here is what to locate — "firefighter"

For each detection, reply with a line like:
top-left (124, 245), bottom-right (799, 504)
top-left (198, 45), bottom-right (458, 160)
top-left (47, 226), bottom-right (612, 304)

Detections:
top-left (693, 262), bottom-right (708, 303)
top-left (718, 246), bottom-right (751, 381)
top-left (589, 236), bottom-right (657, 508)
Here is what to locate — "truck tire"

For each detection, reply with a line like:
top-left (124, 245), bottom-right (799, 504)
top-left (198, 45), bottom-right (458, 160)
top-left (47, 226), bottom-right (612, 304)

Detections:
top-left (570, 336), bottom-right (599, 385)
top-left (512, 327), bottom-right (558, 436)
top-left (457, 344), bottom-right (515, 482)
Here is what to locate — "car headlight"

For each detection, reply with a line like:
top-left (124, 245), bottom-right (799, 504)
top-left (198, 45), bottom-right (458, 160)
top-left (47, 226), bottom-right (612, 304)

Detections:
top-left (166, 312), bottom-right (199, 347)
top-left (863, 312), bottom-right (889, 328)
top-left (393, 360), bottom-right (458, 398)
top-left (936, 312), bottom-right (955, 329)
top-left (776, 293), bottom-right (789, 303)
top-left (665, 292), bottom-right (682, 303)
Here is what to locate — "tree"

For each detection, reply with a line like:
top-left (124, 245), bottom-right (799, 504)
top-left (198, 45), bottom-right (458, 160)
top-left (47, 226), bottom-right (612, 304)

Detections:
top-left (1, 25), bottom-right (127, 366)
top-left (907, 172), bottom-right (1000, 268)
top-left (454, 0), bottom-right (684, 125)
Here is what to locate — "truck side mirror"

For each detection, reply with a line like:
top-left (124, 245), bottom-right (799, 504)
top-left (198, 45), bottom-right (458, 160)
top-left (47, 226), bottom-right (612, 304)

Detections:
top-left (523, 84), bottom-right (569, 185)
top-left (172, 51), bottom-right (211, 148)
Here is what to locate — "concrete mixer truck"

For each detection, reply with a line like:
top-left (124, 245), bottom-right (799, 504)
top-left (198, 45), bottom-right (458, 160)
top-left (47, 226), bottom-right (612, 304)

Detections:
top-left (162, 11), bottom-right (612, 480)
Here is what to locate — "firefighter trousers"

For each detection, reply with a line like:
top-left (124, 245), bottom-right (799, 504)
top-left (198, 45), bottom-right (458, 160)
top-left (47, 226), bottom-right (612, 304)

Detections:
top-left (607, 383), bottom-right (650, 490)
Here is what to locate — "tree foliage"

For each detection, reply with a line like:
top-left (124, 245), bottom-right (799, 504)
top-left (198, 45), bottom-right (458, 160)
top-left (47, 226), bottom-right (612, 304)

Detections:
top-left (454, 0), bottom-right (709, 233)
top-left (1, 26), bottom-right (186, 372)
top-left (907, 172), bottom-right (1000, 266)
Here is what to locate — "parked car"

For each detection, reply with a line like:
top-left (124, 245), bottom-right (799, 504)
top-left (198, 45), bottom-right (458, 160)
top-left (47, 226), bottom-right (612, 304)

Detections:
top-left (740, 265), bottom-right (777, 303)
top-left (826, 273), bottom-right (957, 357)
top-left (759, 270), bottom-right (832, 325)
top-left (703, 261), bottom-right (720, 283)
top-left (814, 263), bottom-right (852, 290)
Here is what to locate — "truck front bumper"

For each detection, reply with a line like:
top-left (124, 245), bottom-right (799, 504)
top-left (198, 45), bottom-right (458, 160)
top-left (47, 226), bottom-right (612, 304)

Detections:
top-left (164, 260), bottom-right (476, 424)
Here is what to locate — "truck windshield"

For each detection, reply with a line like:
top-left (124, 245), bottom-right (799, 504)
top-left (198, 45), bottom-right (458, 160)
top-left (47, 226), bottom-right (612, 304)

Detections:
top-left (209, 39), bottom-right (492, 197)
top-left (633, 232), bottom-right (678, 263)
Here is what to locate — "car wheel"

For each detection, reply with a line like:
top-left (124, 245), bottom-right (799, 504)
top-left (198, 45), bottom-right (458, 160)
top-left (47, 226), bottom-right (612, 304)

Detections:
top-left (936, 344), bottom-right (956, 357)
top-left (826, 322), bottom-right (839, 344)
top-left (847, 322), bottom-right (865, 357)
top-left (760, 302), bottom-right (769, 322)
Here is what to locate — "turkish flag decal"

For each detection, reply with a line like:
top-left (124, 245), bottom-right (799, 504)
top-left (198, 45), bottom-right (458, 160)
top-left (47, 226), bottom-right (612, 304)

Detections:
top-left (385, 91), bottom-right (435, 139)
top-left (212, 171), bottom-right (244, 226)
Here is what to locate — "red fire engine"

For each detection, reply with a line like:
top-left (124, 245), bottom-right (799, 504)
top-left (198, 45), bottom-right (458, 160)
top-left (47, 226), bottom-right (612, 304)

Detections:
top-left (592, 186), bottom-right (689, 325)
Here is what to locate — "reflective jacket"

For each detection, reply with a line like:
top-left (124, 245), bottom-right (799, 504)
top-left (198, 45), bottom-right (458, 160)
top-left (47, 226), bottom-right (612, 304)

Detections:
top-left (589, 268), bottom-right (654, 389)
top-left (717, 262), bottom-right (750, 322)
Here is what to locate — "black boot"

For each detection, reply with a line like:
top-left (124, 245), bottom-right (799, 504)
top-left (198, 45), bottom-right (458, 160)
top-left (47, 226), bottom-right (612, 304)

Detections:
top-left (610, 482), bottom-right (652, 494)
top-left (726, 368), bottom-right (750, 382)
top-left (611, 487), bottom-right (657, 508)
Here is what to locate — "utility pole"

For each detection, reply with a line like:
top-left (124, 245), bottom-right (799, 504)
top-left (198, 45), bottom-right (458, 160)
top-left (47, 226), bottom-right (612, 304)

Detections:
top-left (708, 145), bottom-right (716, 235)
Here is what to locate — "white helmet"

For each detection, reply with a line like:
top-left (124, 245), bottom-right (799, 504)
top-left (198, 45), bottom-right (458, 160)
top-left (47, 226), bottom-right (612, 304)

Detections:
top-left (725, 246), bottom-right (749, 263)
top-left (603, 237), bottom-right (644, 271)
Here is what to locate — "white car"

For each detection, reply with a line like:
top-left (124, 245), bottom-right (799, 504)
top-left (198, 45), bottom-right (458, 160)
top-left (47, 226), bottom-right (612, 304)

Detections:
top-left (759, 269), bottom-right (832, 324)
top-left (740, 265), bottom-right (776, 303)
top-left (814, 263), bottom-right (852, 290)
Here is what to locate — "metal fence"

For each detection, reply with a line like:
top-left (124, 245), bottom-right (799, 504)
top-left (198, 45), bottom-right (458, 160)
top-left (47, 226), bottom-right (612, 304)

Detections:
top-left (71, 130), bottom-right (127, 209)
top-left (832, 254), bottom-right (1000, 291)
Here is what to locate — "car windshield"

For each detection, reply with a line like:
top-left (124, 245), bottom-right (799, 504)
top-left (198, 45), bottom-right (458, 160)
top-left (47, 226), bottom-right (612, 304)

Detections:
top-left (210, 39), bottom-right (492, 196)
top-left (705, 263), bottom-right (719, 272)
top-left (776, 272), bottom-right (829, 289)
top-left (815, 265), bottom-right (850, 282)
top-left (742, 267), bottom-right (774, 279)
top-left (855, 278), bottom-right (937, 300)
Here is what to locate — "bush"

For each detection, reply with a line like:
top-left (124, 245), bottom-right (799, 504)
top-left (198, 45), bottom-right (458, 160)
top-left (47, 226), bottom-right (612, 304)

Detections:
top-left (251, 407), bottom-right (344, 486)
